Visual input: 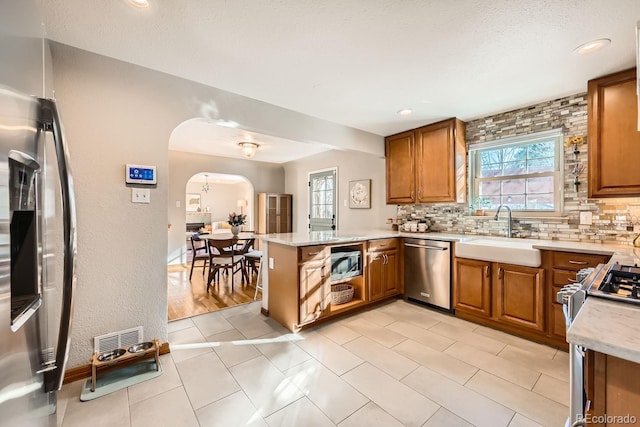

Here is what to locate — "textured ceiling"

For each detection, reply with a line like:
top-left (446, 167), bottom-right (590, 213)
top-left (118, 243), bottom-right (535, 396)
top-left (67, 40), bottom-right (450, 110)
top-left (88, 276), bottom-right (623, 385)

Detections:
top-left (38, 1), bottom-right (640, 149)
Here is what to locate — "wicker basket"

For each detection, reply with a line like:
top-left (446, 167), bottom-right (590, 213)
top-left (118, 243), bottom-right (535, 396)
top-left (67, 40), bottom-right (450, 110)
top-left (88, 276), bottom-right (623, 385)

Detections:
top-left (331, 284), bottom-right (354, 305)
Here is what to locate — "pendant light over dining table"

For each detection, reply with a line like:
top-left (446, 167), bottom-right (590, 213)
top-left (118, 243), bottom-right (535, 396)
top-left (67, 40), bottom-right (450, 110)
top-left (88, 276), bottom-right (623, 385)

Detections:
top-left (201, 174), bottom-right (211, 193)
top-left (238, 141), bottom-right (259, 158)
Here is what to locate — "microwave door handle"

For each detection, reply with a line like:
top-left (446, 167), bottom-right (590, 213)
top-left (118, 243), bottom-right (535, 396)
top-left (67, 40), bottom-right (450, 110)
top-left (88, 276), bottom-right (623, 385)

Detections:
top-left (39, 98), bottom-right (78, 393)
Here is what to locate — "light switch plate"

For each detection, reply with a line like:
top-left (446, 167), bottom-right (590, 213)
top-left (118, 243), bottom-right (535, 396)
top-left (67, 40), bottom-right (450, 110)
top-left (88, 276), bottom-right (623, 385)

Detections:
top-left (269, 257), bottom-right (274, 269)
top-left (132, 188), bottom-right (151, 204)
top-left (579, 211), bottom-right (593, 225)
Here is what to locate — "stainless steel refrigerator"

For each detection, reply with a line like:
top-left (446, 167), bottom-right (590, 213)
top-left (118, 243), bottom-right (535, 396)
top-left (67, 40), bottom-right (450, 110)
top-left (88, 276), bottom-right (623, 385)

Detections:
top-left (0, 1), bottom-right (78, 425)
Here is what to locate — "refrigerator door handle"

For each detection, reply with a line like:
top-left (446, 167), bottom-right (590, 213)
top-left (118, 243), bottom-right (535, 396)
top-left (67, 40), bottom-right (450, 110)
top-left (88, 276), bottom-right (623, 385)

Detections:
top-left (39, 98), bottom-right (78, 393)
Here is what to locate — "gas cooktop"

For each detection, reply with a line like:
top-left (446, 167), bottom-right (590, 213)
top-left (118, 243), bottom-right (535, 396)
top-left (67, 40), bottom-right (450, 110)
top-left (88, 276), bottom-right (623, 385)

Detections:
top-left (587, 262), bottom-right (640, 305)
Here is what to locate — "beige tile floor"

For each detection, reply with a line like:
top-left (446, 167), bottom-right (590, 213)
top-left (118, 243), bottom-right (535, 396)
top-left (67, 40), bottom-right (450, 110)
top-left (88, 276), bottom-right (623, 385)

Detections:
top-left (56, 300), bottom-right (570, 427)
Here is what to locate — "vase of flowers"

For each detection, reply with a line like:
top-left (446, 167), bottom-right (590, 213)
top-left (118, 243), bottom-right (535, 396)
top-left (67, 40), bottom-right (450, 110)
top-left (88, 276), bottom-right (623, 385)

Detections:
top-left (227, 212), bottom-right (247, 236)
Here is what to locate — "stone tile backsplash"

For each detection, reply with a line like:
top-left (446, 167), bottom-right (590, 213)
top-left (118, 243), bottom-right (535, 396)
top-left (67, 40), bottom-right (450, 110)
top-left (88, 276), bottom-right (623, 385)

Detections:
top-left (397, 92), bottom-right (640, 245)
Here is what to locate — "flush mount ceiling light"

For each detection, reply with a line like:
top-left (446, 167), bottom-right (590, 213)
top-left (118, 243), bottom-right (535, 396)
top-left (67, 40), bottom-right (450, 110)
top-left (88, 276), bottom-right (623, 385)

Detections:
top-left (238, 141), bottom-right (259, 158)
top-left (573, 38), bottom-right (611, 55)
top-left (396, 109), bottom-right (413, 116)
top-left (201, 174), bottom-right (211, 193)
top-left (127, 0), bottom-right (150, 8)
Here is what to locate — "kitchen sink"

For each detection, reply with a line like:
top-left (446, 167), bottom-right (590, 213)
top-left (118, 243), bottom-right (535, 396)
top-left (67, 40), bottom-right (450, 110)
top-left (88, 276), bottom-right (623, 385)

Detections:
top-left (454, 238), bottom-right (542, 267)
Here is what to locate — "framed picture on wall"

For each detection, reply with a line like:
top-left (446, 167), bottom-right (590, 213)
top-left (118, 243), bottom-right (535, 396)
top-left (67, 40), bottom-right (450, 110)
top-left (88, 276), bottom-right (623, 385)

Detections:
top-left (349, 179), bottom-right (371, 209)
top-left (186, 193), bottom-right (201, 212)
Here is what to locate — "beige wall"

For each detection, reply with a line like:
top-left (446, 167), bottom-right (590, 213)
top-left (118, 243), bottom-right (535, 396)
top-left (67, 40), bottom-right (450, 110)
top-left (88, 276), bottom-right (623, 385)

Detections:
top-left (284, 150), bottom-right (395, 232)
top-left (51, 43), bottom-right (336, 367)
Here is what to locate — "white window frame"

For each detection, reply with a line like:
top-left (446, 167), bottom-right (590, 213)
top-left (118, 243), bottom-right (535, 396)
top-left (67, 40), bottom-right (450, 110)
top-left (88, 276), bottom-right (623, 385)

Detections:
top-left (468, 129), bottom-right (564, 216)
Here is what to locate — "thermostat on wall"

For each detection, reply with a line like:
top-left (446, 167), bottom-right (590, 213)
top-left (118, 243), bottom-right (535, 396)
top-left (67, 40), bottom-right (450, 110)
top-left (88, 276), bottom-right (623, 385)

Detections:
top-left (125, 164), bottom-right (157, 185)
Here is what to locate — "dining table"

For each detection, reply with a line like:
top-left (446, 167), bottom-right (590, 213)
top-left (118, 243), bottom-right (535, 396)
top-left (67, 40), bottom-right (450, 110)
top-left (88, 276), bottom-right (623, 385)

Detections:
top-left (198, 232), bottom-right (261, 289)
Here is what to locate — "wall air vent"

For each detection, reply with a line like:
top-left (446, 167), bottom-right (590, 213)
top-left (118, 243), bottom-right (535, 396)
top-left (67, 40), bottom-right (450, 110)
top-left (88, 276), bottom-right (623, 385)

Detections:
top-left (93, 326), bottom-right (143, 353)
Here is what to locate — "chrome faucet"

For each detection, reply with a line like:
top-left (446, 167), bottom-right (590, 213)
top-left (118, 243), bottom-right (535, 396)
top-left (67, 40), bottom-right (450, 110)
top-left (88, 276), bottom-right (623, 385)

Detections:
top-left (494, 204), bottom-right (512, 238)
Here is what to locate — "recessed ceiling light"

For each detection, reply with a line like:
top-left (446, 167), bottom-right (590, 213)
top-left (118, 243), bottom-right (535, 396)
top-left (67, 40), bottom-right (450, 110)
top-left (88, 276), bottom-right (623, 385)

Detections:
top-left (397, 109), bottom-right (412, 116)
top-left (573, 38), bottom-right (611, 55)
top-left (127, 0), bottom-right (150, 8)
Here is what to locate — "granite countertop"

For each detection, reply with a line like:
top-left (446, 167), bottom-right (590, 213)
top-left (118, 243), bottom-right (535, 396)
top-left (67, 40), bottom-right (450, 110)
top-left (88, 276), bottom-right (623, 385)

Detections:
top-left (568, 298), bottom-right (640, 364)
top-left (259, 229), bottom-right (636, 258)
top-left (259, 228), bottom-right (640, 361)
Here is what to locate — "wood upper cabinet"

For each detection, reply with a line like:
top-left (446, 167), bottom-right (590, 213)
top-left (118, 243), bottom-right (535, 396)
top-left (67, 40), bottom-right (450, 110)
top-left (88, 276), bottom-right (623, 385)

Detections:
top-left (385, 131), bottom-right (415, 203)
top-left (299, 247), bottom-right (330, 326)
top-left (453, 258), bottom-right (492, 317)
top-left (494, 263), bottom-right (545, 333)
top-left (367, 238), bottom-right (400, 302)
top-left (588, 68), bottom-right (640, 198)
top-left (385, 118), bottom-right (467, 204)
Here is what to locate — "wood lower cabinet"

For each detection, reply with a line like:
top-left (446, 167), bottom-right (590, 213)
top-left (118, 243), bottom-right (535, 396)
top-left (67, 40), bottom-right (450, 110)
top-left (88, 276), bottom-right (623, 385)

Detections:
top-left (586, 350), bottom-right (640, 426)
top-left (367, 239), bottom-right (400, 302)
top-left (268, 239), bottom-right (401, 332)
top-left (544, 250), bottom-right (610, 345)
top-left (455, 259), bottom-right (545, 333)
top-left (455, 250), bottom-right (612, 348)
top-left (588, 68), bottom-right (640, 198)
top-left (299, 255), bottom-right (330, 326)
top-left (494, 264), bottom-right (545, 332)
top-left (453, 258), bottom-right (491, 317)
top-left (385, 118), bottom-right (466, 204)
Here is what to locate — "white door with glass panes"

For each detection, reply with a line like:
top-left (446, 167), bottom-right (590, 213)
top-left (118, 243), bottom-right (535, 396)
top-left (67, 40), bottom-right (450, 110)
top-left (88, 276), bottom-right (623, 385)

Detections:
top-left (309, 169), bottom-right (337, 231)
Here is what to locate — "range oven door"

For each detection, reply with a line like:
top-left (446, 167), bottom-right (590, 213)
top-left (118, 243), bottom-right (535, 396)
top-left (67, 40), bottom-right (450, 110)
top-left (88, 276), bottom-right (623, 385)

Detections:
top-left (565, 289), bottom-right (587, 427)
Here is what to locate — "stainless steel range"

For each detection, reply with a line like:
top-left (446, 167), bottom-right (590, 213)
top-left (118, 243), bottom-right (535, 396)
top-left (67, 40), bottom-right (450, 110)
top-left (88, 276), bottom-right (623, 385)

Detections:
top-left (556, 262), bottom-right (640, 427)
top-left (587, 262), bottom-right (640, 304)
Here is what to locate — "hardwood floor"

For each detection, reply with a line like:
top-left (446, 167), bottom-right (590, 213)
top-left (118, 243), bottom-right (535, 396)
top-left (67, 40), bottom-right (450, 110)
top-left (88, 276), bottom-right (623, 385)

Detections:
top-left (167, 261), bottom-right (262, 321)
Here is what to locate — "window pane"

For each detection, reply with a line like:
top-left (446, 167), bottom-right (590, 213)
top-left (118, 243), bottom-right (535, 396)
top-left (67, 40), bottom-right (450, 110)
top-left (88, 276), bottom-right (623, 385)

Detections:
top-left (527, 176), bottom-right (554, 194)
top-left (502, 146), bottom-right (526, 162)
top-left (527, 194), bottom-right (554, 210)
top-left (527, 158), bottom-right (554, 173)
top-left (325, 191), bottom-right (333, 204)
top-left (527, 141), bottom-right (554, 158)
top-left (480, 163), bottom-right (502, 178)
top-left (502, 195), bottom-right (525, 209)
top-left (502, 178), bottom-right (525, 195)
top-left (502, 161), bottom-right (526, 176)
top-left (479, 181), bottom-right (501, 196)
top-left (480, 149), bottom-right (502, 166)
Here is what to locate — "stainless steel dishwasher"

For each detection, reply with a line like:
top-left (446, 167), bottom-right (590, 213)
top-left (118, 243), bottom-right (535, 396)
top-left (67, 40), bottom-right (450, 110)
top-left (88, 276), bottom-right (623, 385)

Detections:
top-left (404, 238), bottom-right (451, 310)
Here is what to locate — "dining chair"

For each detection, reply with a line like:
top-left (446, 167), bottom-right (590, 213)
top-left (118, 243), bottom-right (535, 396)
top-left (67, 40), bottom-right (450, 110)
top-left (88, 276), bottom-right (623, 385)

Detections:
top-left (244, 249), bottom-right (263, 300)
top-left (206, 238), bottom-right (248, 292)
top-left (189, 234), bottom-right (209, 280)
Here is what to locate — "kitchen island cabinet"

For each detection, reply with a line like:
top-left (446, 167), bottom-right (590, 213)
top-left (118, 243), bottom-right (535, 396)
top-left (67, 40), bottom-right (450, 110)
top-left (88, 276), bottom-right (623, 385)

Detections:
top-left (266, 236), bottom-right (402, 332)
top-left (367, 238), bottom-right (401, 302)
top-left (385, 118), bottom-right (467, 204)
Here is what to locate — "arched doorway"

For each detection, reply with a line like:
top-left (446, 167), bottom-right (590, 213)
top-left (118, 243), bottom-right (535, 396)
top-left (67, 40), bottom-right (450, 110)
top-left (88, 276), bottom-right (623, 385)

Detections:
top-left (167, 172), bottom-right (259, 321)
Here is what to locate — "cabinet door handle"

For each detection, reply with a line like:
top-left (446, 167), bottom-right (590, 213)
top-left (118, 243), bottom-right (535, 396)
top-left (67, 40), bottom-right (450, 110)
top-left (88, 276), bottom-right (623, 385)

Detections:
top-left (321, 265), bottom-right (326, 279)
top-left (410, 190), bottom-right (414, 199)
top-left (307, 251), bottom-right (320, 256)
top-left (383, 254), bottom-right (388, 265)
top-left (418, 189), bottom-right (423, 199)
top-left (484, 265), bottom-right (490, 278)
top-left (497, 267), bottom-right (503, 280)
top-left (568, 260), bottom-right (589, 265)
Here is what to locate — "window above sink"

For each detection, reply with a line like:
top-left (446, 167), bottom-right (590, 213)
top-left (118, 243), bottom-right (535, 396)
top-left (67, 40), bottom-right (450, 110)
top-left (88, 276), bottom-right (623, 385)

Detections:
top-left (468, 129), bottom-right (564, 215)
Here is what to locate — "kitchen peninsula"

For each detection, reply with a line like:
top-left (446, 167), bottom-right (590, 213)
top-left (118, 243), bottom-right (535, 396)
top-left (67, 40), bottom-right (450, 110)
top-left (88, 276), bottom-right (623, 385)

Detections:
top-left (261, 230), bottom-right (462, 332)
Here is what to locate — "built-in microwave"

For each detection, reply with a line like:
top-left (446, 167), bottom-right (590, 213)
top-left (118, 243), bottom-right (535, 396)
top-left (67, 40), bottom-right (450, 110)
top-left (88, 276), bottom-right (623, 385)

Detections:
top-left (330, 248), bottom-right (362, 281)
